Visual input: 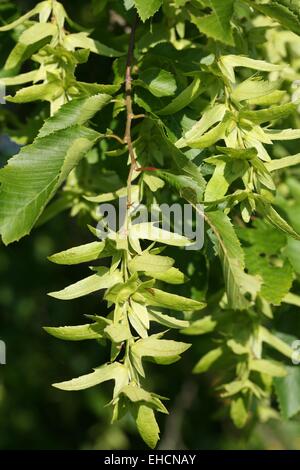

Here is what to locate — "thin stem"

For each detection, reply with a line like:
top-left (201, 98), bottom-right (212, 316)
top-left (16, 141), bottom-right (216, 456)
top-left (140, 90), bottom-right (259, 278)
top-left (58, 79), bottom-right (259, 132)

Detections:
top-left (124, 14), bottom-right (139, 209)
top-left (105, 133), bottom-right (125, 145)
top-left (121, 16), bottom-right (142, 387)
top-left (131, 113), bottom-right (145, 120)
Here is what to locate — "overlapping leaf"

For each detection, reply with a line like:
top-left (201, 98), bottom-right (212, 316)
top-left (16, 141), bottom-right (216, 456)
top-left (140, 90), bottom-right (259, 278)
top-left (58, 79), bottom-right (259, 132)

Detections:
top-left (207, 211), bottom-right (261, 310)
top-left (133, 0), bottom-right (162, 22)
top-left (0, 126), bottom-right (100, 244)
top-left (191, 0), bottom-right (235, 46)
top-left (0, 94), bottom-right (112, 244)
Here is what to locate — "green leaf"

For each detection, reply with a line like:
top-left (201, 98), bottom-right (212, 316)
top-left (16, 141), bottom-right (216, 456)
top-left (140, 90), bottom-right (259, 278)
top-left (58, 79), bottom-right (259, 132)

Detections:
top-left (53, 362), bottom-right (129, 397)
top-left (204, 156), bottom-right (248, 201)
top-left (216, 146), bottom-right (257, 160)
top-left (51, 0), bottom-right (66, 28)
top-left (141, 121), bottom-right (206, 193)
top-left (0, 70), bottom-right (40, 86)
top-left (240, 103), bottom-right (296, 125)
top-left (4, 22), bottom-right (56, 70)
top-left (283, 292), bottom-right (300, 307)
top-left (193, 347), bottom-right (223, 374)
top-left (135, 404), bottom-right (160, 449)
top-left (131, 301), bottom-right (150, 332)
top-left (0, 1), bottom-right (48, 31)
top-left (48, 241), bottom-right (107, 265)
top-left (132, 336), bottom-right (191, 360)
top-left (6, 81), bottom-right (64, 104)
top-left (0, 126), bottom-right (100, 245)
top-left (148, 309), bottom-right (189, 329)
top-left (274, 367), bottom-right (300, 419)
top-left (251, 156), bottom-right (275, 190)
top-left (230, 396), bottom-right (248, 429)
top-left (231, 78), bottom-right (279, 102)
top-left (158, 190), bottom-right (260, 310)
top-left (145, 267), bottom-right (187, 284)
top-left (247, 0), bottom-right (300, 36)
top-left (38, 94), bottom-right (111, 138)
top-left (155, 171), bottom-right (204, 205)
top-left (286, 238), bottom-right (300, 274)
top-left (139, 68), bottom-right (177, 97)
top-left (176, 104), bottom-right (227, 149)
top-left (64, 10), bottom-right (93, 33)
top-left (250, 359), bottom-right (287, 377)
top-left (157, 78), bottom-right (201, 115)
top-left (237, 218), bottom-right (286, 253)
top-left (85, 185), bottom-right (139, 203)
top-left (207, 211), bottom-right (261, 310)
top-left (260, 327), bottom-right (293, 359)
top-left (133, 0), bottom-right (162, 22)
top-left (180, 316), bottom-right (216, 335)
top-left (135, 287), bottom-right (205, 311)
top-left (204, 157), bottom-right (231, 202)
top-left (64, 32), bottom-right (124, 57)
top-left (124, 0), bottom-right (135, 11)
top-left (190, 0), bottom-right (235, 46)
top-left (129, 253), bottom-right (174, 273)
top-left (247, 90), bottom-right (286, 107)
top-left (143, 174), bottom-right (165, 192)
top-left (105, 274), bottom-right (139, 303)
top-left (163, 144), bottom-right (206, 192)
top-left (74, 82), bottom-right (120, 96)
top-left (121, 384), bottom-right (167, 413)
top-left (36, 193), bottom-right (74, 227)
top-left (219, 55), bottom-right (282, 83)
top-left (266, 153), bottom-right (300, 172)
top-left (221, 379), bottom-right (248, 397)
top-left (180, 116), bottom-right (231, 149)
top-left (227, 339), bottom-right (248, 355)
top-left (243, 246), bottom-right (293, 306)
top-left (128, 301), bottom-right (149, 339)
top-left (104, 323), bottom-right (132, 343)
top-left (130, 222), bottom-right (193, 247)
top-left (263, 128), bottom-right (300, 141)
top-left (255, 198), bottom-right (300, 240)
top-left (39, 1), bottom-right (52, 22)
top-left (43, 323), bottom-right (105, 341)
top-left (48, 267), bottom-right (122, 300)
top-left (204, 190), bottom-right (249, 210)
